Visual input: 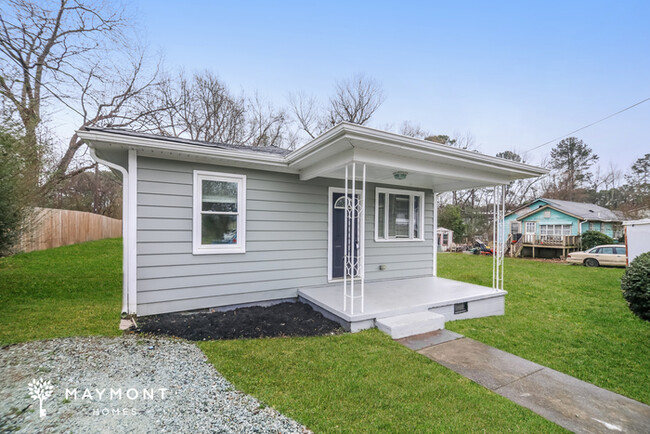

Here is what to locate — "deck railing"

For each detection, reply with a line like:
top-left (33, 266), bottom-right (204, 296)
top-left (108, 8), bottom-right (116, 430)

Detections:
top-left (510, 234), bottom-right (524, 257)
top-left (522, 234), bottom-right (579, 247)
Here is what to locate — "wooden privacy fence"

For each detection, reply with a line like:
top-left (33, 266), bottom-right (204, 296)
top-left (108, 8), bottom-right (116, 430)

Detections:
top-left (17, 207), bottom-right (122, 253)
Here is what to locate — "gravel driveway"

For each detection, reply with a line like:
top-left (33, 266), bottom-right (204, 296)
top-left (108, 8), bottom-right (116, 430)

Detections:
top-left (0, 336), bottom-right (308, 433)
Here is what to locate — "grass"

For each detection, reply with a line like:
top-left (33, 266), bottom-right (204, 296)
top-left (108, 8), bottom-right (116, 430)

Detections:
top-left (0, 238), bottom-right (122, 345)
top-left (440, 253), bottom-right (650, 405)
top-left (2, 239), bottom-right (648, 431)
top-left (199, 330), bottom-right (563, 433)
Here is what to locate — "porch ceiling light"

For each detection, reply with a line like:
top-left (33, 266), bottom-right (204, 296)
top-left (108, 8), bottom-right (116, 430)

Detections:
top-left (393, 171), bottom-right (408, 180)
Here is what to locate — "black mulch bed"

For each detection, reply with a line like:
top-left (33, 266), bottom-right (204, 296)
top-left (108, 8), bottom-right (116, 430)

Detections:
top-left (135, 302), bottom-right (344, 341)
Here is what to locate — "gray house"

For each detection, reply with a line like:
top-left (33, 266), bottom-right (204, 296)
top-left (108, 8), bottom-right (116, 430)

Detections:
top-left (80, 123), bottom-right (546, 337)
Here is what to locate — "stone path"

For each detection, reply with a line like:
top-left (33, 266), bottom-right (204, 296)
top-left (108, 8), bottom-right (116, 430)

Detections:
top-left (397, 330), bottom-right (650, 434)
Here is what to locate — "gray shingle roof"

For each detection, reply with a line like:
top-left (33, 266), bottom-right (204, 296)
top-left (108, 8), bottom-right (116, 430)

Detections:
top-left (83, 126), bottom-right (292, 156)
top-left (537, 197), bottom-right (620, 221)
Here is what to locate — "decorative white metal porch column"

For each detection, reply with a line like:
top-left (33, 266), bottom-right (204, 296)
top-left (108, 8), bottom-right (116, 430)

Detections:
top-left (433, 192), bottom-right (439, 277)
top-left (492, 185), bottom-right (506, 291)
top-left (343, 163), bottom-right (366, 314)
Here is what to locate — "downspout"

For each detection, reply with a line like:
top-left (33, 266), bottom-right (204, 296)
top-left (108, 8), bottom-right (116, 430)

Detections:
top-left (126, 150), bottom-right (138, 315)
top-left (89, 148), bottom-right (129, 314)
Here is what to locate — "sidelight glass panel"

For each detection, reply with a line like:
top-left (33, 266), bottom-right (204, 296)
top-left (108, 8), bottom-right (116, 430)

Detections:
top-left (377, 193), bottom-right (385, 238)
top-left (413, 195), bottom-right (420, 238)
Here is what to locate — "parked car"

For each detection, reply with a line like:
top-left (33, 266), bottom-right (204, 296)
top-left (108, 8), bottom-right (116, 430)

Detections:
top-left (566, 244), bottom-right (626, 267)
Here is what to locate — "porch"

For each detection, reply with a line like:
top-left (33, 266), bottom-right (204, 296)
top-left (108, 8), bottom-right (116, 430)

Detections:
top-left (298, 276), bottom-right (506, 333)
top-left (510, 234), bottom-right (581, 258)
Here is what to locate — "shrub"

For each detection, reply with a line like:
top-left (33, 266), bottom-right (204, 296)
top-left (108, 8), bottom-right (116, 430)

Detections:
top-left (0, 130), bottom-right (27, 256)
top-left (621, 252), bottom-right (650, 322)
top-left (580, 230), bottom-right (614, 250)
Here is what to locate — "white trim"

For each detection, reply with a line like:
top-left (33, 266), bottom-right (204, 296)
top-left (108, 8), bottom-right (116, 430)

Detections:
top-left (78, 123), bottom-right (548, 188)
top-left (286, 122), bottom-right (547, 177)
top-left (192, 170), bottom-right (246, 255)
top-left (328, 187), bottom-right (361, 283)
top-left (127, 150), bottom-right (138, 314)
top-left (90, 148), bottom-right (130, 314)
top-left (374, 187), bottom-right (425, 242)
top-left (433, 192), bottom-right (438, 277)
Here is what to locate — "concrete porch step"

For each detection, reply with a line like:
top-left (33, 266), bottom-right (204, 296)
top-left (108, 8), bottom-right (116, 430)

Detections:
top-left (376, 311), bottom-right (445, 339)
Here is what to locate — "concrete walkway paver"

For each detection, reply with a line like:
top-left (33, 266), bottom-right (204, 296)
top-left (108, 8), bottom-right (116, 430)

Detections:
top-left (396, 329), bottom-right (463, 351)
top-left (413, 337), bottom-right (650, 434)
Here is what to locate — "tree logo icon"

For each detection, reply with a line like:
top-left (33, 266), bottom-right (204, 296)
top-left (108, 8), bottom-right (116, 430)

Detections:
top-left (28, 378), bottom-right (54, 418)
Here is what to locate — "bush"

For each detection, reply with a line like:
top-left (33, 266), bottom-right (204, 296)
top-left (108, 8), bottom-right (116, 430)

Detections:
top-left (0, 130), bottom-right (27, 256)
top-left (621, 252), bottom-right (650, 322)
top-left (580, 230), bottom-right (614, 250)
top-left (438, 205), bottom-right (466, 240)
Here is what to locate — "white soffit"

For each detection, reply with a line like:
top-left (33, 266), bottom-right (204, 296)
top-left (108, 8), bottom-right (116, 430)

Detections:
top-left (78, 122), bottom-right (548, 191)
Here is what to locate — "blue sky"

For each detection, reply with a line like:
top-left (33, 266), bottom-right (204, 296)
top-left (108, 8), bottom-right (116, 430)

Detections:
top-left (132, 0), bottom-right (650, 170)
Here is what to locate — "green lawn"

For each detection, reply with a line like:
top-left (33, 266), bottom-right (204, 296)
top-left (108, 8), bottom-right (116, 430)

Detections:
top-left (199, 331), bottom-right (562, 433)
top-left (440, 253), bottom-right (650, 406)
top-left (2, 239), bottom-right (648, 432)
top-left (0, 238), bottom-right (122, 345)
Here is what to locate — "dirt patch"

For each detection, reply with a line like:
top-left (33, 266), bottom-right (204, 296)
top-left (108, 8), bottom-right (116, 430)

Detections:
top-left (136, 302), bottom-right (344, 341)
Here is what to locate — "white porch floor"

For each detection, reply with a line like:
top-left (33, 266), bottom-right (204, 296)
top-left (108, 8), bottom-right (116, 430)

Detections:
top-left (298, 276), bottom-right (506, 332)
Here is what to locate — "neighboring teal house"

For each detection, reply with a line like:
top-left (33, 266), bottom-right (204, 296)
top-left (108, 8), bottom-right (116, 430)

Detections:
top-left (504, 198), bottom-right (622, 258)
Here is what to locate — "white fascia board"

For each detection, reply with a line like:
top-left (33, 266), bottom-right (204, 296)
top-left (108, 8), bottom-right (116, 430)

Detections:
top-left (78, 123), bottom-right (548, 182)
top-left (340, 123), bottom-right (548, 177)
top-left (77, 130), bottom-right (293, 172)
top-left (351, 148), bottom-right (511, 186)
top-left (299, 149), bottom-right (355, 181)
top-left (286, 124), bottom-right (348, 165)
top-left (287, 122), bottom-right (548, 179)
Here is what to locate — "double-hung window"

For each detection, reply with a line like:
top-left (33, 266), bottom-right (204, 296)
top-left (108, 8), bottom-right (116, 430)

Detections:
top-left (193, 170), bottom-right (246, 254)
top-left (375, 188), bottom-right (424, 241)
top-left (510, 221), bottom-right (521, 234)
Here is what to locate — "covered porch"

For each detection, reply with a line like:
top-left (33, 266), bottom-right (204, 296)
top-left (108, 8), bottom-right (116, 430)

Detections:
top-left (299, 276), bottom-right (506, 332)
top-left (289, 123), bottom-right (547, 337)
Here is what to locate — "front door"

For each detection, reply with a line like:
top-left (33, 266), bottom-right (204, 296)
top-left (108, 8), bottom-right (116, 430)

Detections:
top-left (331, 192), bottom-right (359, 279)
top-left (524, 221), bottom-right (536, 243)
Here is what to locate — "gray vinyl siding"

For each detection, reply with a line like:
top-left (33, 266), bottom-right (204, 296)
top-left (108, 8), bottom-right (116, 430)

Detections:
top-left (136, 156), bottom-right (433, 316)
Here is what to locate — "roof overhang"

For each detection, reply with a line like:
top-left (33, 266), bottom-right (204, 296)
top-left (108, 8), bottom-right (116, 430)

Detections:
top-left (78, 122), bottom-right (548, 192)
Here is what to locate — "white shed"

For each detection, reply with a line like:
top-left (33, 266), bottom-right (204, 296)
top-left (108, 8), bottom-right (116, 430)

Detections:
top-left (624, 219), bottom-right (650, 264)
top-left (437, 227), bottom-right (453, 252)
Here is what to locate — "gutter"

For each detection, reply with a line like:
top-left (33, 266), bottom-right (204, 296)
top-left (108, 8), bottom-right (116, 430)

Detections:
top-left (89, 148), bottom-right (131, 315)
top-left (77, 124), bottom-right (549, 179)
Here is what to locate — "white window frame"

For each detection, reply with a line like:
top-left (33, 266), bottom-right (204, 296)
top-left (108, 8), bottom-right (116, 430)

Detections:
top-left (540, 224), bottom-right (572, 236)
top-left (374, 187), bottom-right (425, 242)
top-left (192, 170), bottom-right (246, 255)
top-left (510, 221), bottom-right (521, 234)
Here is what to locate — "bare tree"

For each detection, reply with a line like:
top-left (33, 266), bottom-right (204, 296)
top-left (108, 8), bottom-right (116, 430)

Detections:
top-left (140, 71), bottom-right (293, 148)
top-left (288, 91), bottom-right (322, 139)
top-left (247, 93), bottom-right (292, 148)
top-left (398, 121), bottom-right (430, 138)
top-left (0, 0), bottom-right (161, 193)
top-left (326, 74), bottom-right (384, 126)
top-left (291, 74), bottom-right (385, 139)
top-left (143, 71), bottom-right (247, 144)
